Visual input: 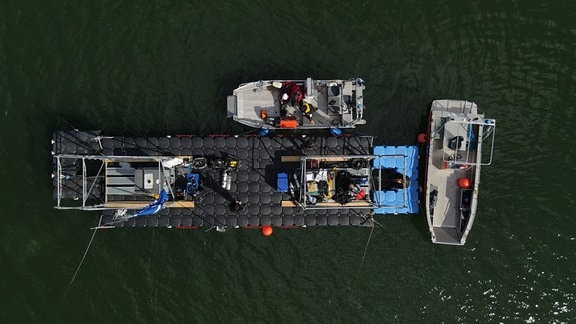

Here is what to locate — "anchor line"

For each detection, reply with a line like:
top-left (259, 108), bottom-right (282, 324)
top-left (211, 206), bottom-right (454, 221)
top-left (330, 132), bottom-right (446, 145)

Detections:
top-left (359, 219), bottom-right (376, 272)
top-left (60, 215), bottom-right (101, 305)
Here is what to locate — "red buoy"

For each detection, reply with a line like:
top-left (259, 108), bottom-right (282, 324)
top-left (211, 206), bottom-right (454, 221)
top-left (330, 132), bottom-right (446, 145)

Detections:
top-left (261, 226), bottom-right (273, 236)
top-left (458, 177), bottom-right (471, 189)
top-left (417, 133), bottom-right (428, 143)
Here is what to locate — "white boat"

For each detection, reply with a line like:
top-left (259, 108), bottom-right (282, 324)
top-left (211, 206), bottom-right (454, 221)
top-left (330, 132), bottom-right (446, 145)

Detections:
top-left (424, 99), bottom-right (496, 245)
top-left (227, 78), bottom-right (366, 129)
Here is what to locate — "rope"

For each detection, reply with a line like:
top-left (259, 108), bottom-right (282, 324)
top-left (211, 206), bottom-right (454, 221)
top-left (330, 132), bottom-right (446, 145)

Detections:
top-left (60, 215), bottom-right (101, 305)
top-left (358, 220), bottom-right (375, 272)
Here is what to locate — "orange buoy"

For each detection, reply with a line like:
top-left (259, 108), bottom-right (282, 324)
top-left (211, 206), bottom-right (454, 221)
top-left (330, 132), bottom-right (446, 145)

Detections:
top-left (458, 177), bottom-right (471, 189)
top-left (417, 133), bottom-right (428, 143)
top-left (261, 226), bottom-right (273, 236)
top-left (260, 109), bottom-right (267, 120)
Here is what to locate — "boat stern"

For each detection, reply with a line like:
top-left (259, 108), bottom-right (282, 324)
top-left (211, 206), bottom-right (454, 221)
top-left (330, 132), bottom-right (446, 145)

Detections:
top-left (226, 95), bottom-right (237, 118)
top-left (425, 99), bottom-right (496, 246)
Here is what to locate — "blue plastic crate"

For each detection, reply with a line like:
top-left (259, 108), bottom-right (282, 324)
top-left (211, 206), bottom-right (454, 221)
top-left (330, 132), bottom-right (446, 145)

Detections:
top-left (277, 172), bottom-right (289, 193)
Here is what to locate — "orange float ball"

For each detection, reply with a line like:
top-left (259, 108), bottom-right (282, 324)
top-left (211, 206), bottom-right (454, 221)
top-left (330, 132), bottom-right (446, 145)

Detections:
top-left (261, 226), bottom-right (273, 236)
top-left (417, 133), bottom-right (428, 143)
top-left (458, 178), bottom-right (471, 189)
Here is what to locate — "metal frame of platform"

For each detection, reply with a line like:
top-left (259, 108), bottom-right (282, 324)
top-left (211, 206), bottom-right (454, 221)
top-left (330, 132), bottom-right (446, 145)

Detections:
top-left (53, 131), bottom-right (390, 229)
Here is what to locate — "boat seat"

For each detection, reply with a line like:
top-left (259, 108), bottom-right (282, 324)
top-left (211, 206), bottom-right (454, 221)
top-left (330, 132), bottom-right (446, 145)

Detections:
top-left (107, 186), bottom-right (135, 195)
top-left (328, 85), bottom-right (340, 96)
top-left (328, 105), bottom-right (340, 114)
top-left (342, 95), bottom-right (352, 104)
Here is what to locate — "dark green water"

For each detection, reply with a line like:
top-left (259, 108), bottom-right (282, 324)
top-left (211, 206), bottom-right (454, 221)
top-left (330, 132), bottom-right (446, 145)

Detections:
top-left (1, 0), bottom-right (575, 322)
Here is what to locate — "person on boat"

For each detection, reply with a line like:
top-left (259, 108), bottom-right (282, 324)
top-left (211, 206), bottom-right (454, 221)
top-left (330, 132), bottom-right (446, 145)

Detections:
top-left (334, 182), bottom-right (365, 204)
top-left (386, 176), bottom-right (410, 191)
top-left (347, 182), bottom-right (366, 200)
top-left (384, 169), bottom-right (410, 191)
top-left (279, 82), bottom-right (303, 107)
top-left (300, 102), bottom-right (315, 124)
top-left (334, 187), bottom-right (352, 205)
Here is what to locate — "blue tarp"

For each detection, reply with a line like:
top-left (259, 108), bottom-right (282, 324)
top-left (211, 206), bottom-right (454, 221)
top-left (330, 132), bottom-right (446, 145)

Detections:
top-left (133, 189), bottom-right (169, 217)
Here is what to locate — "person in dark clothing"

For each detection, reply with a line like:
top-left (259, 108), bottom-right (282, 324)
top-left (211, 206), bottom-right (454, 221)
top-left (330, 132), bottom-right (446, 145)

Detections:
top-left (279, 82), bottom-right (303, 107)
top-left (374, 168), bottom-right (410, 191)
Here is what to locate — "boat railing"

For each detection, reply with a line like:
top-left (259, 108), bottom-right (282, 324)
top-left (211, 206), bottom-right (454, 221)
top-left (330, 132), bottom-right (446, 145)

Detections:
top-left (441, 118), bottom-right (496, 167)
top-left (296, 153), bottom-right (411, 210)
top-left (371, 153), bottom-right (411, 209)
top-left (54, 155), bottom-right (107, 210)
top-left (298, 155), bottom-right (376, 210)
top-left (54, 154), bottom-right (177, 210)
top-left (479, 118), bottom-right (496, 165)
top-left (342, 78), bottom-right (366, 126)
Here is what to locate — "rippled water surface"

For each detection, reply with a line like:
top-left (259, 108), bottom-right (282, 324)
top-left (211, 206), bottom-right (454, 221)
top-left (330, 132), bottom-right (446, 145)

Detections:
top-left (1, 0), bottom-right (575, 322)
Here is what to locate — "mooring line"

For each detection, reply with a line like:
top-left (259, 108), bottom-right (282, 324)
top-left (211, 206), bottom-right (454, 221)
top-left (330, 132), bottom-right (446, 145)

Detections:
top-left (359, 219), bottom-right (376, 272)
top-left (371, 217), bottom-right (386, 231)
top-left (60, 215), bottom-right (101, 304)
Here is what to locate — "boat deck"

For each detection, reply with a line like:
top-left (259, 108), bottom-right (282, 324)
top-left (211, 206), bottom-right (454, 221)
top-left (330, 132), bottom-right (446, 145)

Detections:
top-left (428, 138), bottom-right (474, 227)
top-left (234, 86), bottom-right (335, 126)
top-left (53, 131), bottom-right (391, 229)
top-left (229, 79), bottom-right (364, 129)
top-left (234, 85), bottom-right (279, 121)
top-left (424, 98), bottom-right (495, 246)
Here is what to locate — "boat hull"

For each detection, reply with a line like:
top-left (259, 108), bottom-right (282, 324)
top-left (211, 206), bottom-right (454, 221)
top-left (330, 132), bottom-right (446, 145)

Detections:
top-left (423, 99), bottom-right (496, 245)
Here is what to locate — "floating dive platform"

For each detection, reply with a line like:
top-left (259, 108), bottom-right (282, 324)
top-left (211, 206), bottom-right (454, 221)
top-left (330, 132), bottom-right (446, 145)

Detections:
top-left (52, 130), bottom-right (419, 229)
